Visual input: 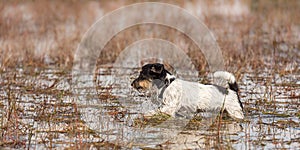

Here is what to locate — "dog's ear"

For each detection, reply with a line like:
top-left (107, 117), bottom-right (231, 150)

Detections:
top-left (150, 63), bottom-right (164, 74)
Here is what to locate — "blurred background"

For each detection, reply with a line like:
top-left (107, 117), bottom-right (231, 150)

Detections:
top-left (1, 0), bottom-right (299, 70)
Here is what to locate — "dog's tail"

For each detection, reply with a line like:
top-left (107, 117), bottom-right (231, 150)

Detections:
top-left (213, 71), bottom-right (244, 111)
top-left (213, 71), bottom-right (238, 92)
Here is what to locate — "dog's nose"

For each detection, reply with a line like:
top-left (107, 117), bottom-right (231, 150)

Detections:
top-left (131, 80), bottom-right (136, 87)
top-left (131, 80), bottom-right (141, 90)
top-left (131, 78), bottom-right (138, 87)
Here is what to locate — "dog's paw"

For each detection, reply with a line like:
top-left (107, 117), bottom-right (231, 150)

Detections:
top-left (143, 110), bottom-right (157, 117)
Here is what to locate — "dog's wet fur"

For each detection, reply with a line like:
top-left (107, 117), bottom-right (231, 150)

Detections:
top-left (131, 63), bottom-right (244, 120)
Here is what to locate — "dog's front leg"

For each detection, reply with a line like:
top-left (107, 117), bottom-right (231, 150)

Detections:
top-left (158, 84), bottom-right (182, 117)
top-left (159, 95), bottom-right (181, 117)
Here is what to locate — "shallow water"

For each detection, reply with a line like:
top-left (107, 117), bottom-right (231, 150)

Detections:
top-left (0, 66), bottom-right (299, 149)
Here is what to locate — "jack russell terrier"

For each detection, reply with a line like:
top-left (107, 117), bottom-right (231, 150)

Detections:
top-left (131, 63), bottom-right (244, 120)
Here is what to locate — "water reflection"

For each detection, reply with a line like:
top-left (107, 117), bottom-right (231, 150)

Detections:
top-left (0, 67), bottom-right (299, 149)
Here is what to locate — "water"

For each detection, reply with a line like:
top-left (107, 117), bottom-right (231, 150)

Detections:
top-left (0, 66), bottom-right (299, 149)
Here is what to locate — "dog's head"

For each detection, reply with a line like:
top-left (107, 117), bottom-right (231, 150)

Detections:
top-left (131, 63), bottom-right (172, 92)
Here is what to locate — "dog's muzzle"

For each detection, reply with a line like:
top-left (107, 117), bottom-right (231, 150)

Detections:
top-left (131, 79), bottom-right (142, 90)
top-left (131, 78), bottom-right (151, 92)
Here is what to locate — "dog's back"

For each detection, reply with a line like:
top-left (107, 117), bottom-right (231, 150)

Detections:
top-left (162, 78), bottom-right (244, 119)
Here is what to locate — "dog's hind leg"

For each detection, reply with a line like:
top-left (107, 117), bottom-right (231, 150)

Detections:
top-left (223, 90), bottom-right (244, 120)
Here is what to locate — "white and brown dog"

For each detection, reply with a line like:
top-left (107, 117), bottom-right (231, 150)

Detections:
top-left (131, 63), bottom-right (244, 120)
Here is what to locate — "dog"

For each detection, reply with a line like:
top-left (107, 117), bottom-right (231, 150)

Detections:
top-left (131, 63), bottom-right (244, 120)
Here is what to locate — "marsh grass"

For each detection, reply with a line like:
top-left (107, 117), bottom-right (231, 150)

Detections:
top-left (0, 0), bottom-right (299, 149)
